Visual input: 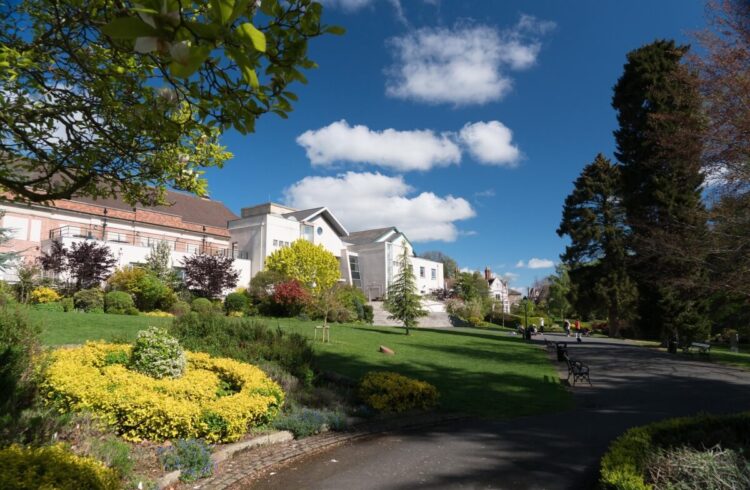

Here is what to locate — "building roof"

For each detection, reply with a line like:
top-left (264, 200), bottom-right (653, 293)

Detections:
top-left (70, 190), bottom-right (239, 229)
top-left (283, 207), bottom-right (348, 236)
top-left (283, 207), bottom-right (325, 222)
top-left (345, 226), bottom-right (397, 245)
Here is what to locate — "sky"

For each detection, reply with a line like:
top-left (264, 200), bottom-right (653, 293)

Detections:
top-left (202, 0), bottom-right (708, 292)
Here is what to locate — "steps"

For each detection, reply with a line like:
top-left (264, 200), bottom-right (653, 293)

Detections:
top-left (369, 300), bottom-right (453, 328)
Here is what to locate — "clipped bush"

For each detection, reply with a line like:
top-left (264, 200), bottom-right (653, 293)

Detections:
top-left (170, 300), bottom-right (191, 317)
top-left (159, 439), bottom-right (213, 483)
top-left (130, 327), bottom-right (186, 379)
top-left (599, 412), bottom-right (750, 489)
top-left (273, 407), bottom-right (346, 438)
top-left (73, 288), bottom-right (104, 312)
top-left (0, 444), bottom-right (119, 490)
top-left (108, 266), bottom-right (176, 312)
top-left (104, 290), bottom-right (134, 315)
top-left (172, 314), bottom-right (314, 383)
top-left (61, 297), bottom-right (74, 312)
top-left (191, 297), bottom-right (213, 315)
top-left (224, 292), bottom-right (248, 314)
top-left (30, 286), bottom-right (61, 304)
top-left (358, 371), bottom-right (439, 413)
top-left (43, 342), bottom-right (284, 442)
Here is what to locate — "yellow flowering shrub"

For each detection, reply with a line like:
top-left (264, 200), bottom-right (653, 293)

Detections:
top-left (0, 444), bottom-right (119, 490)
top-left (141, 310), bottom-right (174, 317)
top-left (44, 342), bottom-right (284, 443)
top-left (30, 286), bottom-right (61, 304)
top-left (358, 371), bottom-right (439, 413)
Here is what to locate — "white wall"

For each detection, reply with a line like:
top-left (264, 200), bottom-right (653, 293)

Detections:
top-left (410, 256), bottom-right (444, 294)
top-left (308, 215), bottom-right (346, 257)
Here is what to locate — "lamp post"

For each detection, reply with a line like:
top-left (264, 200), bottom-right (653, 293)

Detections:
top-left (523, 292), bottom-right (531, 340)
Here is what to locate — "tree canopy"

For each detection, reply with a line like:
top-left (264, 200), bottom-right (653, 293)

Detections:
top-left (0, 0), bottom-right (341, 205)
top-left (265, 239), bottom-right (340, 293)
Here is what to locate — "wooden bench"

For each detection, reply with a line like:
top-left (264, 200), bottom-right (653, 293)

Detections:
top-left (543, 339), bottom-right (557, 353)
top-left (563, 354), bottom-right (591, 386)
top-left (683, 342), bottom-right (711, 354)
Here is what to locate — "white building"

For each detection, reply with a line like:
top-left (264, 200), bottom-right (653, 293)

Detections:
top-left (484, 267), bottom-right (510, 314)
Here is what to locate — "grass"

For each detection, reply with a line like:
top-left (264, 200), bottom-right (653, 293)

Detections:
top-left (695, 344), bottom-right (750, 370)
top-left (30, 309), bottom-right (571, 418)
top-left (30, 309), bottom-right (171, 346)
top-left (262, 317), bottom-right (572, 418)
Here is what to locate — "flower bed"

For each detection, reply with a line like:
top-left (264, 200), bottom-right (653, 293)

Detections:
top-left (359, 371), bottom-right (439, 413)
top-left (44, 342), bottom-right (284, 443)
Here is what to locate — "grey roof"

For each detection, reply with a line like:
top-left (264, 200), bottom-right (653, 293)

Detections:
top-left (345, 227), bottom-right (397, 245)
top-left (71, 190), bottom-right (238, 229)
top-left (283, 207), bottom-right (348, 236)
top-left (283, 207), bottom-right (325, 222)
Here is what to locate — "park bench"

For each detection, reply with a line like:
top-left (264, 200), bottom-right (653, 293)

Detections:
top-left (563, 353), bottom-right (591, 386)
top-left (544, 339), bottom-right (557, 353)
top-left (683, 342), bottom-right (711, 354)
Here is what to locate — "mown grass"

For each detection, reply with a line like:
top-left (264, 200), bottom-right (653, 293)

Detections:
top-left (31, 309), bottom-right (571, 418)
top-left (31, 309), bottom-right (171, 346)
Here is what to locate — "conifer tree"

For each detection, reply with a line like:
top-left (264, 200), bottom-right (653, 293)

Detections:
top-left (558, 154), bottom-right (636, 336)
top-left (384, 247), bottom-right (427, 335)
top-left (612, 40), bottom-right (709, 341)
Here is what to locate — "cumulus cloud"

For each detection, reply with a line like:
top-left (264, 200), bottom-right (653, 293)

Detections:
top-left (515, 258), bottom-right (555, 269)
top-left (283, 172), bottom-right (475, 242)
top-left (386, 15), bottom-right (555, 105)
top-left (296, 120), bottom-right (461, 172)
top-left (459, 121), bottom-right (521, 166)
top-left (502, 272), bottom-right (520, 282)
top-left (297, 120), bottom-right (521, 170)
top-left (515, 260), bottom-right (525, 268)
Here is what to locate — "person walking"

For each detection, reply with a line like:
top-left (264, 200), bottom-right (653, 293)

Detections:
top-left (575, 319), bottom-right (582, 343)
top-left (564, 319), bottom-right (571, 337)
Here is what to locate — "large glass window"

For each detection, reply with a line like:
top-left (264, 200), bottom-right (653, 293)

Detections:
top-left (349, 255), bottom-right (362, 289)
top-left (302, 224), bottom-right (314, 242)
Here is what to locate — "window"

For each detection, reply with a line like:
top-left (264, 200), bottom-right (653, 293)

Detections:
top-left (273, 239), bottom-right (278, 247)
top-left (419, 266), bottom-right (425, 278)
top-left (284, 241), bottom-right (290, 247)
top-left (302, 225), bottom-right (314, 242)
top-left (187, 243), bottom-right (199, 254)
top-left (317, 226), bottom-right (324, 236)
top-left (349, 255), bottom-right (361, 289)
top-left (431, 268), bottom-right (437, 280)
top-left (107, 231), bottom-right (128, 243)
top-left (2, 215), bottom-right (28, 240)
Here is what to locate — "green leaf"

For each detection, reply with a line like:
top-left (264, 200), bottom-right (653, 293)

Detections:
top-left (101, 17), bottom-right (159, 39)
top-left (325, 25), bottom-right (346, 36)
top-left (169, 45), bottom-right (211, 78)
top-left (183, 21), bottom-right (222, 40)
top-left (210, 0), bottom-right (235, 24)
top-left (227, 47), bottom-right (260, 89)
top-left (236, 23), bottom-right (266, 52)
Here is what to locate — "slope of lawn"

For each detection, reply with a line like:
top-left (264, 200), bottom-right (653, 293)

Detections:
top-left (31, 309), bottom-right (171, 346)
top-left (265, 317), bottom-right (572, 418)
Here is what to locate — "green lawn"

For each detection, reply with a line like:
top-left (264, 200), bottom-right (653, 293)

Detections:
top-left (31, 309), bottom-right (171, 346)
top-left (30, 310), bottom-right (571, 418)
top-left (262, 317), bottom-right (572, 418)
top-left (697, 344), bottom-right (750, 370)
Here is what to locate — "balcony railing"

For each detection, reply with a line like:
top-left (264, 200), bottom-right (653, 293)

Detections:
top-left (48, 225), bottom-right (241, 258)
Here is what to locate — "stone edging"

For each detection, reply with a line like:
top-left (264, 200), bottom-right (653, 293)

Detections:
top-left (192, 412), bottom-right (466, 490)
top-left (157, 431), bottom-right (294, 489)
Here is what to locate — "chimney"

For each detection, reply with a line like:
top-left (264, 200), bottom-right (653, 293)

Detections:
top-left (484, 267), bottom-right (492, 281)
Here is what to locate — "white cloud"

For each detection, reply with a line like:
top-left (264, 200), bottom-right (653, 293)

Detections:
top-left (296, 120), bottom-right (461, 172)
top-left (321, 0), bottom-right (373, 10)
top-left (459, 121), bottom-right (521, 166)
top-left (385, 15), bottom-right (554, 105)
top-left (528, 258), bottom-right (555, 269)
top-left (502, 272), bottom-right (520, 282)
top-left (515, 260), bottom-right (525, 268)
top-left (283, 172), bottom-right (475, 242)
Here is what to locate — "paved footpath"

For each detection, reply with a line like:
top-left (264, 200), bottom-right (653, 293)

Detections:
top-left (235, 335), bottom-right (750, 490)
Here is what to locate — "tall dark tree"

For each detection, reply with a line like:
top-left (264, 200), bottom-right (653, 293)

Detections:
top-left (384, 248), bottom-right (427, 335)
top-left (66, 242), bottom-right (117, 290)
top-left (613, 40), bottom-right (709, 342)
top-left (557, 154), bottom-right (636, 336)
top-left (182, 254), bottom-right (239, 299)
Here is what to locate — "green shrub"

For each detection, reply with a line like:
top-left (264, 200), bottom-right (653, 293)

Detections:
top-left (485, 311), bottom-right (524, 328)
top-left (73, 288), bottom-right (104, 312)
top-left (90, 434), bottom-right (135, 480)
top-left (0, 306), bottom-right (40, 422)
top-left (170, 300), bottom-right (191, 317)
top-left (191, 297), bottom-right (213, 315)
top-left (61, 297), bottom-right (75, 312)
top-left (600, 412), bottom-right (750, 489)
top-left (108, 267), bottom-right (175, 312)
top-left (224, 292), bottom-right (248, 314)
top-left (159, 439), bottom-right (213, 483)
top-left (0, 444), bottom-right (119, 490)
top-left (172, 314), bottom-right (314, 382)
top-left (646, 445), bottom-right (750, 489)
top-left (362, 304), bottom-right (374, 324)
top-left (104, 291), bottom-right (135, 315)
top-left (358, 371), bottom-right (439, 413)
top-left (129, 327), bottom-right (186, 379)
top-left (272, 407), bottom-right (347, 438)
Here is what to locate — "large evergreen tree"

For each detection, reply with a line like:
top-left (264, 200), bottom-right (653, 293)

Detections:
top-left (384, 248), bottom-right (427, 335)
top-left (612, 40), bottom-right (709, 342)
top-left (557, 154), bottom-right (636, 336)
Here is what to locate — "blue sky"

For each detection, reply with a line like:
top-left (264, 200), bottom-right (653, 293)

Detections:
top-left (203, 0), bottom-right (707, 291)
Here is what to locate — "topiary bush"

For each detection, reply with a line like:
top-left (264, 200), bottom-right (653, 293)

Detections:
top-left (224, 292), bottom-right (248, 314)
top-left (30, 286), bottom-right (61, 304)
top-left (358, 371), bottom-right (439, 413)
top-left (129, 327), bottom-right (186, 379)
top-left (104, 291), bottom-right (135, 315)
top-left (0, 444), bottom-right (119, 490)
top-left (191, 297), bottom-right (213, 315)
top-left (600, 412), bottom-right (750, 489)
top-left (73, 288), bottom-right (104, 312)
top-left (43, 342), bottom-right (284, 442)
top-left (159, 439), bottom-right (213, 483)
top-left (170, 300), bottom-right (191, 317)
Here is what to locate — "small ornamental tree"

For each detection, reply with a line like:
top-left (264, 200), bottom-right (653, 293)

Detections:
top-left (66, 242), bottom-right (117, 290)
top-left (271, 279), bottom-right (311, 317)
top-left (38, 240), bottom-right (68, 278)
top-left (265, 240), bottom-right (340, 294)
top-left (0, 213), bottom-right (18, 272)
top-left (384, 248), bottom-right (427, 335)
top-left (144, 240), bottom-right (178, 286)
top-left (181, 254), bottom-right (239, 299)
